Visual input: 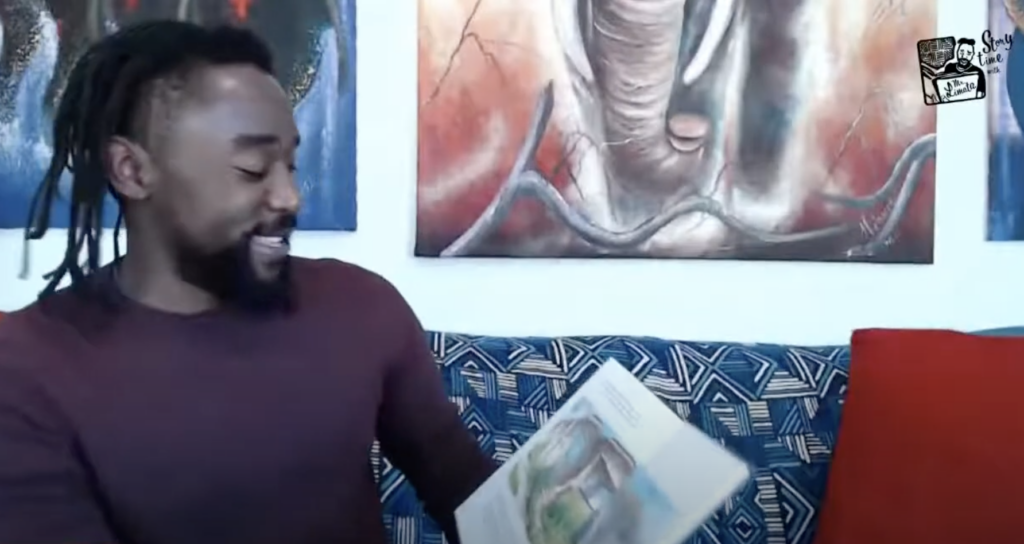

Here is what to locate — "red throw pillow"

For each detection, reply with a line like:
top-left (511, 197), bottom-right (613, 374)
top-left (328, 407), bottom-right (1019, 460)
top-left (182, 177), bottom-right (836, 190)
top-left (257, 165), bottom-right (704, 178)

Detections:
top-left (814, 329), bottom-right (1024, 544)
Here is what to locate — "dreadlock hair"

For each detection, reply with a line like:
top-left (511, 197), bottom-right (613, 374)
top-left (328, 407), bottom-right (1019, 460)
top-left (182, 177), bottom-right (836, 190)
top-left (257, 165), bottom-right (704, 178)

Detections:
top-left (22, 20), bottom-right (275, 299)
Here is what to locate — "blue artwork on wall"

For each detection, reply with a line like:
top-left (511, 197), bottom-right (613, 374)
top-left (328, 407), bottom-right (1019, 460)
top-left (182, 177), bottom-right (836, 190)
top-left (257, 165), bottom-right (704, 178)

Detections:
top-left (989, 1), bottom-right (1024, 240)
top-left (0, 0), bottom-right (356, 231)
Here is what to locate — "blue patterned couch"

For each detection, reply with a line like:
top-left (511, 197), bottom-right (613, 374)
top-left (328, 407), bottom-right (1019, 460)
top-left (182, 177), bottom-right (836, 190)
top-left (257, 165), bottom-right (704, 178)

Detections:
top-left (374, 333), bottom-right (850, 544)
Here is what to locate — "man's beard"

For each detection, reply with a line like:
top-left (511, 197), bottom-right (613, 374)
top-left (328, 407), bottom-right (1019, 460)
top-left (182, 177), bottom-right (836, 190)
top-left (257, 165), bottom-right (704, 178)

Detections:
top-left (177, 236), bottom-right (294, 314)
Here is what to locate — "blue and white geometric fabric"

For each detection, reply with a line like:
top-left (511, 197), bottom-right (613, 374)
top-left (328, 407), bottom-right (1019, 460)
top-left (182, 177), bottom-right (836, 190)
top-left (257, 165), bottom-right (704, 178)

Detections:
top-left (374, 333), bottom-right (850, 544)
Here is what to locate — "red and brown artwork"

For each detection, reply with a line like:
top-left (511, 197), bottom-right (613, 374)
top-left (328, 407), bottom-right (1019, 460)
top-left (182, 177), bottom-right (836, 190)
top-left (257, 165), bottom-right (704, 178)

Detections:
top-left (416, 0), bottom-right (937, 262)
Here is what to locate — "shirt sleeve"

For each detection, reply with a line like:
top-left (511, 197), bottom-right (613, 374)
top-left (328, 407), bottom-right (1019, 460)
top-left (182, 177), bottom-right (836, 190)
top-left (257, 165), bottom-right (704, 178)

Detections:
top-left (0, 344), bottom-right (116, 544)
top-left (374, 286), bottom-right (497, 544)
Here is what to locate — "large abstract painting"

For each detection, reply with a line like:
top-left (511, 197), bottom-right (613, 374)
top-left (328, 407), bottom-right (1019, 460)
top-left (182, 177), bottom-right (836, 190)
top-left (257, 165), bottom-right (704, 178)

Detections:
top-left (989, 0), bottom-right (1024, 240)
top-left (417, 0), bottom-right (937, 262)
top-left (0, 0), bottom-right (357, 231)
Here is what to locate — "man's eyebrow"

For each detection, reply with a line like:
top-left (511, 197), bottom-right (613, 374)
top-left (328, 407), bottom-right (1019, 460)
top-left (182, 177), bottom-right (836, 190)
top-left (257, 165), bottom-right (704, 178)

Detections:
top-left (231, 134), bottom-right (301, 148)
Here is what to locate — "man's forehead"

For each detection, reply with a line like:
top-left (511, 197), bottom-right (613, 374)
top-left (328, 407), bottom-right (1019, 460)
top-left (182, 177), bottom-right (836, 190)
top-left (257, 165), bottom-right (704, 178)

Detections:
top-left (172, 66), bottom-right (298, 145)
top-left (189, 64), bottom-right (284, 100)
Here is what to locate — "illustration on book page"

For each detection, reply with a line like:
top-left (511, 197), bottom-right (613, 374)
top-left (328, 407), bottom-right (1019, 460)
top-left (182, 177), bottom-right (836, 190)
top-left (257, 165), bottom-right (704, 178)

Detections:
top-left (455, 359), bottom-right (751, 544)
top-left (506, 397), bottom-right (677, 544)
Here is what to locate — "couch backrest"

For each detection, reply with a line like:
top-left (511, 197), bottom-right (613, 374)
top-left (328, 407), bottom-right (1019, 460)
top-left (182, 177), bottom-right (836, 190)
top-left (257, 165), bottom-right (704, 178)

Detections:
top-left (373, 333), bottom-right (850, 544)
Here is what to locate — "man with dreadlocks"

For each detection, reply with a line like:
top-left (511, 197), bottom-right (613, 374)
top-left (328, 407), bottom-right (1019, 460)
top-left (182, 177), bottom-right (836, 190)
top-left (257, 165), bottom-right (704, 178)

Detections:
top-left (0, 20), bottom-right (494, 544)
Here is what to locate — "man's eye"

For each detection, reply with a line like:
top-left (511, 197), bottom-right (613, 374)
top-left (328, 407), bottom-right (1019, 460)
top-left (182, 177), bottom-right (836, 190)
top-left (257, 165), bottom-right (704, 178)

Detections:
top-left (236, 167), bottom-right (266, 180)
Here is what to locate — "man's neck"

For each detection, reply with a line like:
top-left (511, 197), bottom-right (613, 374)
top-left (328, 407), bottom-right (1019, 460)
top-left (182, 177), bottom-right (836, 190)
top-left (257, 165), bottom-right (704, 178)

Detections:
top-left (116, 252), bottom-right (221, 315)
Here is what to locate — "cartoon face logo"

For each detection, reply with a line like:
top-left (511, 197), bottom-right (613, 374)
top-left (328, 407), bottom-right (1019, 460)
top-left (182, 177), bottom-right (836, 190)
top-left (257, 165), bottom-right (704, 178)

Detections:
top-left (956, 39), bottom-right (976, 67)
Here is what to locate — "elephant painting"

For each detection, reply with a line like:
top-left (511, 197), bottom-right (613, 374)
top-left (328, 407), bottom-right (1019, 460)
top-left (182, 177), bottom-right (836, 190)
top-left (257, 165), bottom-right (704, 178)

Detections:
top-left (416, 0), bottom-right (938, 262)
top-left (0, 0), bottom-right (357, 230)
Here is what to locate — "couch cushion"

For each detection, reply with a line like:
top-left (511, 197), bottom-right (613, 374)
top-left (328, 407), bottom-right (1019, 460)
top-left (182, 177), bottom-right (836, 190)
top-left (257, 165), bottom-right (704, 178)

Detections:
top-left (973, 326), bottom-right (1024, 336)
top-left (375, 333), bottom-right (849, 544)
top-left (813, 329), bottom-right (1024, 544)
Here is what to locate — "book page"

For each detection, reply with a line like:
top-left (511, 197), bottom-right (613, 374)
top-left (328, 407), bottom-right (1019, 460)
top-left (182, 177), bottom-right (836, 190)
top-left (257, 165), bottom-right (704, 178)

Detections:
top-left (455, 358), bottom-right (751, 544)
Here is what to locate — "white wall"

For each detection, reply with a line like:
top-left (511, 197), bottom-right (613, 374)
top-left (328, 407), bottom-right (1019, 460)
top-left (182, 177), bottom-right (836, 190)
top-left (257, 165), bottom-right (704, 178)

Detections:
top-left (0, 0), bottom-right (1015, 345)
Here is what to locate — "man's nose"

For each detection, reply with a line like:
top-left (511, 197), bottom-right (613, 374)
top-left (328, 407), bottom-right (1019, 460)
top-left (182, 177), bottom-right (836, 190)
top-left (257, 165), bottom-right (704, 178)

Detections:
top-left (266, 170), bottom-right (301, 214)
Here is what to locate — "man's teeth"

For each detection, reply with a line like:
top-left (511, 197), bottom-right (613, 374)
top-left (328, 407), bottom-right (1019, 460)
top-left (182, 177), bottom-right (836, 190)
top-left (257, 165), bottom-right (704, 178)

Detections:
top-left (253, 235), bottom-right (287, 246)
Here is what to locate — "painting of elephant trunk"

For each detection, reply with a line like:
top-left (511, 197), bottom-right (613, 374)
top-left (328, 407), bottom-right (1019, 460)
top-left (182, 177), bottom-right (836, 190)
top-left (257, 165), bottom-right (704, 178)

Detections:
top-left (562, 0), bottom-right (736, 202)
top-left (416, 0), bottom-right (937, 262)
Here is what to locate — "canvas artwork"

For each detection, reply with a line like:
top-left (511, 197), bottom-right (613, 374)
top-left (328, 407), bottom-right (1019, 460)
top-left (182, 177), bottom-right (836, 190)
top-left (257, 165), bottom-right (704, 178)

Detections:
top-left (417, 0), bottom-right (938, 262)
top-left (0, 0), bottom-right (357, 231)
top-left (989, 0), bottom-right (1024, 240)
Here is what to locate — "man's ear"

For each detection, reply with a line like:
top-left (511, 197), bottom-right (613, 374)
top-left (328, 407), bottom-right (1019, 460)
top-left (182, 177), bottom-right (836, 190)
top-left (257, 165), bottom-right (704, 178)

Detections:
top-left (106, 136), bottom-right (156, 201)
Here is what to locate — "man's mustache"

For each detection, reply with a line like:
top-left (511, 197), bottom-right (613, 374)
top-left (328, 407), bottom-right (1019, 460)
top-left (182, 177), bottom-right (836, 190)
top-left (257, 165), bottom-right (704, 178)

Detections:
top-left (253, 215), bottom-right (298, 237)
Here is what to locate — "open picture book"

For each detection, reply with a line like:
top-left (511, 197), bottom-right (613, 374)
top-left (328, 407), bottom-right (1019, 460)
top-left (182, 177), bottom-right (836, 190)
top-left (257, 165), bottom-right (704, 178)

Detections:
top-left (455, 358), bottom-right (751, 544)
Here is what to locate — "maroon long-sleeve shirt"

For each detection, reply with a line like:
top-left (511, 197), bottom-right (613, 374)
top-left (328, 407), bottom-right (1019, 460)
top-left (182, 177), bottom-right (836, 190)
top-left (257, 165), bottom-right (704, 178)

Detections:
top-left (0, 257), bottom-right (495, 544)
